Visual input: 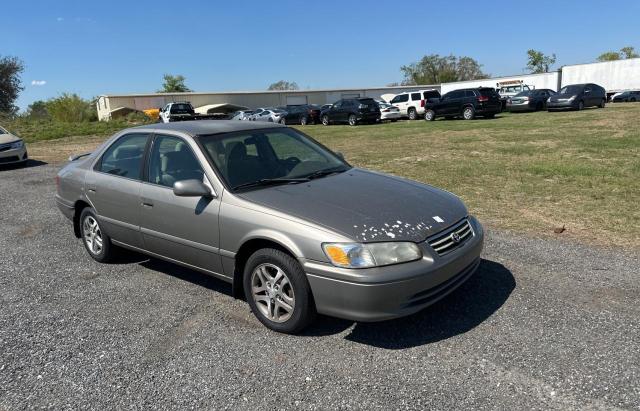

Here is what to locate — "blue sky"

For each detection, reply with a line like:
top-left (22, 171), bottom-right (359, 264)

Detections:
top-left (5, 0), bottom-right (639, 110)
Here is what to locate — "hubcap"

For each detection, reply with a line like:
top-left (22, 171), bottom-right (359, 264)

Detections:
top-left (464, 109), bottom-right (472, 119)
top-left (251, 263), bottom-right (295, 323)
top-left (349, 116), bottom-right (356, 125)
top-left (83, 216), bottom-right (103, 255)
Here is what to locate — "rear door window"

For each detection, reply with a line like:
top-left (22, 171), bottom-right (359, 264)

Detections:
top-left (391, 94), bottom-right (409, 103)
top-left (98, 133), bottom-right (150, 180)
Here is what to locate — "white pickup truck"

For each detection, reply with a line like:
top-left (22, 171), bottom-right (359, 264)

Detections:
top-left (158, 102), bottom-right (219, 123)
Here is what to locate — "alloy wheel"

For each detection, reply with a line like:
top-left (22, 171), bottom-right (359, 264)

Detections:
top-left (83, 216), bottom-right (103, 255)
top-left (348, 115), bottom-right (357, 126)
top-left (251, 263), bottom-right (295, 323)
top-left (463, 108), bottom-right (474, 120)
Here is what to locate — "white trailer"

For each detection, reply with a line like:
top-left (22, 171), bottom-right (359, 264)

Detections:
top-left (560, 58), bottom-right (640, 94)
top-left (440, 72), bottom-right (560, 95)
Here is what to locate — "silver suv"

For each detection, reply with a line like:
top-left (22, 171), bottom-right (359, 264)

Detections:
top-left (56, 121), bottom-right (483, 333)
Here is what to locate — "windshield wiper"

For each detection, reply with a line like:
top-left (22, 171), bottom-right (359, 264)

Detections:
top-left (305, 167), bottom-right (349, 180)
top-left (232, 177), bottom-right (309, 191)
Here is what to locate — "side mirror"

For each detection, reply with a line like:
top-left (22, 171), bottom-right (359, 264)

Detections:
top-left (173, 179), bottom-right (212, 198)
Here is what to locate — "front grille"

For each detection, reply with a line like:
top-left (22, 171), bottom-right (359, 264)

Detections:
top-left (427, 219), bottom-right (474, 256)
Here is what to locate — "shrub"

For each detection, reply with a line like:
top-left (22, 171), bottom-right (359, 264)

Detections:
top-left (45, 93), bottom-right (97, 122)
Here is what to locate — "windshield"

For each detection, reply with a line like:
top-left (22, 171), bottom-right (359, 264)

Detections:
top-left (198, 128), bottom-right (349, 190)
top-left (559, 85), bottom-right (583, 95)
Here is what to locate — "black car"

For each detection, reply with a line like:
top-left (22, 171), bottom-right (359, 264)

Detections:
top-left (279, 104), bottom-right (322, 125)
top-left (423, 88), bottom-right (502, 121)
top-left (320, 98), bottom-right (381, 126)
top-left (547, 83), bottom-right (606, 111)
top-left (612, 90), bottom-right (640, 103)
top-left (506, 89), bottom-right (556, 112)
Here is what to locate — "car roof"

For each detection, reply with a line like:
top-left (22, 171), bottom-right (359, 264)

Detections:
top-left (130, 120), bottom-right (285, 136)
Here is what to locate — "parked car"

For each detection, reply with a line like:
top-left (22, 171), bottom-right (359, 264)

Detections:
top-left (320, 104), bottom-right (333, 111)
top-left (279, 105), bottom-right (322, 125)
top-left (612, 90), bottom-right (640, 102)
top-left (253, 109), bottom-right (286, 123)
top-left (424, 88), bottom-right (502, 121)
top-left (389, 89), bottom-right (441, 120)
top-left (248, 108), bottom-right (269, 120)
top-left (498, 82), bottom-right (532, 109)
top-left (376, 101), bottom-right (401, 122)
top-left (55, 121), bottom-right (483, 333)
top-left (547, 83), bottom-right (606, 111)
top-left (230, 110), bottom-right (254, 121)
top-left (320, 98), bottom-right (381, 126)
top-left (0, 126), bottom-right (28, 166)
top-left (506, 89), bottom-right (556, 112)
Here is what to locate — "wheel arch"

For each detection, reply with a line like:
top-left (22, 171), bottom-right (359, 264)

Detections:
top-left (73, 199), bottom-right (92, 238)
top-left (231, 237), bottom-right (300, 299)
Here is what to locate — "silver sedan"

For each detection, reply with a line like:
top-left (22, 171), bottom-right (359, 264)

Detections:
top-left (56, 121), bottom-right (483, 333)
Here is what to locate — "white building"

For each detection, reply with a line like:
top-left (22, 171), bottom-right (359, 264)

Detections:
top-left (96, 85), bottom-right (439, 121)
top-left (440, 72), bottom-right (561, 95)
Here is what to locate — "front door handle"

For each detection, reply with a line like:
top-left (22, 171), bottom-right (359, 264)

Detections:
top-left (87, 188), bottom-right (96, 193)
top-left (142, 202), bottom-right (154, 208)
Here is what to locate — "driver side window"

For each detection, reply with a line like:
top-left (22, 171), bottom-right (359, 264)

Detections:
top-left (147, 135), bottom-right (204, 188)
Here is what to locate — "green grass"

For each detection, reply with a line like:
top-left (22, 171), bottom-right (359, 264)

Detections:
top-left (292, 104), bottom-right (640, 248)
top-left (4, 117), bottom-right (147, 142)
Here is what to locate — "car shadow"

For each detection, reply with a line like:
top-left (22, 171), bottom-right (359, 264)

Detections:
top-left (0, 159), bottom-right (48, 170)
top-left (302, 259), bottom-right (515, 349)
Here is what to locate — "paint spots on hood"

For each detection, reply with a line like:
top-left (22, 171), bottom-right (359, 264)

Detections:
top-left (354, 220), bottom-right (435, 242)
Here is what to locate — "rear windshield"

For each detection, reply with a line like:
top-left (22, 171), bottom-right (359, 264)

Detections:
top-left (170, 104), bottom-right (194, 114)
top-left (478, 88), bottom-right (499, 97)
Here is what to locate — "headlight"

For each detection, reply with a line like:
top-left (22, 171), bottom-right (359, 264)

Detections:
top-left (322, 242), bottom-right (422, 268)
top-left (10, 140), bottom-right (24, 149)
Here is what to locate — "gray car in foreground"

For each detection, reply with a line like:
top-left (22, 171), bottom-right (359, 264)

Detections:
top-left (55, 121), bottom-right (483, 333)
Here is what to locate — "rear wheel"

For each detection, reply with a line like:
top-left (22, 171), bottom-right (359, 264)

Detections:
top-left (300, 116), bottom-right (308, 126)
top-left (424, 109), bottom-right (435, 121)
top-left (80, 208), bottom-right (116, 263)
top-left (243, 248), bottom-right (316, 334)
top-left (462, 106), bottom-right (475, 120)
top-left (598, 99), bottom-right (606, 108)
top-left (577, 100), bottom-right (584, 111)
top-left (348, 114), bottom-right (357, 126)
top-left (408, 107), bottom-right (417, 120)
top-left (321, 115), bottom-right (330, 126)
top-left (280, 117), bottom-right (286, 125)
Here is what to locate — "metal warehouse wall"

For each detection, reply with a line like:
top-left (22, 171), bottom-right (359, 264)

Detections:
top-left (440, 72), bottom-right (561, 95)
top-left (97, 85), bottom-right (440, 121)
top-left (560, 58), bottom-right (640, 92)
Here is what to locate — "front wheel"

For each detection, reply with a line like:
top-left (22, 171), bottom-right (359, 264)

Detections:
top-left (424, 109), bottom-right (436, 121)
top-left (462, 106), bottom-right (475, 120)
top-left (300, 116), bottom-right (308, 126)
top-left (348, 114), bottom-right (357, 126)
top-left (321, 115), bottom-right (330, 126)
top-left (80, 208), bottom-right (116, 263)
top-left (243, 248), bottom-right (316, 334)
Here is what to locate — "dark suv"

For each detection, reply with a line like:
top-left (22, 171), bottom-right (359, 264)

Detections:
top-left (320, 98), bottom-right (381, 126)
top-left (424, 88), bottom-right (502, 121)
top-left (278, 104), bottom-right (322, 125)
top-left (547, 83), bottom-right (606, 111)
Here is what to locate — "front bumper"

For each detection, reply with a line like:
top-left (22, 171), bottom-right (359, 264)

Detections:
top-left (507, 101), bottom-right (535, 111)
top-left (380, 111), bottom-right (401, 120)
top-left (0, 146), bottom-right (28, 165)
top-left (305, 216), bottom-right (484, 322)
top-left (547, 100), bottom-right (577, 110)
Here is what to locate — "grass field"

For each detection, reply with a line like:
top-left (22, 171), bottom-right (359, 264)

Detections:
top-left (25, 104), bottom-right (640, 249)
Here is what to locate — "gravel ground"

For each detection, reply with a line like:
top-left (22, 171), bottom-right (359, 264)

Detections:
top-left (1, 162), bottom-right (638, 410)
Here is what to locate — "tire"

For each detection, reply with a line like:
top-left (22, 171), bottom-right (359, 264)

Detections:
top-left (79, 208), bottom-right (115, 263)
top-left (280, 117), bottom-right (286, 125)
top-left (598, 99), bottom-right (606, 108)
top-left (424, 109), bottom-right (436, 121)
top-left (462, 106), bottom-right (475, 120)
top-left (321, 115), bottom-right (330, 126)
top-left (300, 116), bottom-right (308, 126)
top-left (243, 248), bottom-right (316, 334)
top-left (577, 100), bottom-right (584, 111)
top-left (408, 107), bottom-right (417, 120)
top-left (348, 114), bottom-right (357, 126)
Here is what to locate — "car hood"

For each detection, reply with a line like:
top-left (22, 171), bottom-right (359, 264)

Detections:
top-left (237, 168), bottom-right (468, 242)
top-left (0, 133), bottom-right (20, 144)
top-left (549, 94), bottom-right (576, 101)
